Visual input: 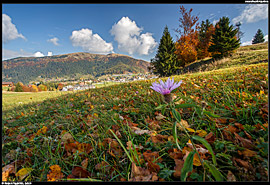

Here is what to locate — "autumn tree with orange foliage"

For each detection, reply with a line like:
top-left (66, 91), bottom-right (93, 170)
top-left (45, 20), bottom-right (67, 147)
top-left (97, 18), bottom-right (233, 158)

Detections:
top-left (175, 6), bottom-right (199, 67)
top-left (197, 19), bottom-right (215, 60)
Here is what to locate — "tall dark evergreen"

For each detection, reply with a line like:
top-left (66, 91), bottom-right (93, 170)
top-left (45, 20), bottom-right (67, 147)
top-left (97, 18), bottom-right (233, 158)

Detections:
top-left (208, 17), bottom-right (240, 59)
top-left (149, 26), bottom-right (179, 77)
top-left (252, 29), bottom-right (265, 44)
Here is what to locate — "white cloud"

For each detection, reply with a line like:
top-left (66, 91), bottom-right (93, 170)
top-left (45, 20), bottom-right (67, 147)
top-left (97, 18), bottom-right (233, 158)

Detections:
top-left (2, 49), bottom-right (32, 60)
top-left (2, 14), bottom-right (26, 43)
top-left (47, 37), bottom-right (59, 46)
top-left (264, 35), bottom-right (268, 42)
top-left (241, 40), bottom-right (252, 46)
top-left (110, 16), bottom-right (157, 56)
top-left (34, 51), bottom-right (45, 57)
top-left (70, 28), bottom-right (113, 54)
top-left (2, 49), bottom-right (54, 60)
top-left (47, 51), bottom-right (53, 56)
top-left (232, 4), bottom-right (268, 24)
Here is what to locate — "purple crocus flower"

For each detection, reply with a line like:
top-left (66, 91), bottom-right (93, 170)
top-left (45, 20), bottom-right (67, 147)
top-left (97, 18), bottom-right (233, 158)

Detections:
top-left (150, 77), bottom-right (182, 95)
top-left (150, 77), bottom-right (182, 103)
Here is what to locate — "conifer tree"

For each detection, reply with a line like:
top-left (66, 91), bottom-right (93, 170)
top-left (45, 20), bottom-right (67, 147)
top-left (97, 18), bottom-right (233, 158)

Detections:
top-left (208, 17), bottom-right (240, 59)
top-left (197, 19), bottom-right (215, 59)
top-left (149, 26), bottom-right (179, 77)
top-left (14, 82), bottom-right (23, 92)
top-left (252, 29), bottom-right (265, 44)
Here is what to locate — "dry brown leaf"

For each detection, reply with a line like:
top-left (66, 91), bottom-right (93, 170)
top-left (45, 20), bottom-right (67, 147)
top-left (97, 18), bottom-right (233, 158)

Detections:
top-left (234, 133), bottom-right (255, 149)
top-left (156, 113), bottom-right (166, 120)
top-left (81, 158), bottom-right (89, 169)
top-left (71, 166), bottom-right (92, 178)
top-left (2, 163), bottom-right (15, 181)
top-left (204, 132), bottom-right (216, 144)
top-left (129, 162), bottom-right (158, 181)
top-left (61, 132), bottom-right (74, 144)
top-left (168, 148), bottom-right (183, 160)
top-left (149, 134), bottom-right (168, 144)
top-left (47, 165), bottom-right (64, 181)
top-left (143, 150), bottom-right (163, 163)
top-left (177, 119), bottom-right (190, 131)
top-left (146, 160), bottom-right (160, 173)
top-left (227, 170), bottom-right (236, 181)
top-left (238, 149), bottom-right (257, 157)
top-left (173, 159), bottom-right (184, 178)
top-left (234, 158), bottom-right (251, 169)
top-left (95, 161), bottom-right (111, 172)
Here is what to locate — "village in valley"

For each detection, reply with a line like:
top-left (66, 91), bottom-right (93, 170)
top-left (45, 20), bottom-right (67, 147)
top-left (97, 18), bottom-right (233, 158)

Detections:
top-left (2, 73), bottom-right (158, 92)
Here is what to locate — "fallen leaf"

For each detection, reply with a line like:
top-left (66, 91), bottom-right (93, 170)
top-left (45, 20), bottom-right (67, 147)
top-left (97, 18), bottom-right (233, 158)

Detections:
top-left (177, 119), bottom-right (190, 131)
top-left (149, 134), bottom-right (168, 144)
top-left (234, 158), bottom-right (251, 169)
top-left (143, 150), bottom-right (163, 163)
top-left (129, 162), bottom-right (158, 181)
top-left (173, 159), bottom-right (184, 178)
top-left (227, 170), bottom-right (236, 181)
top-left (95, 161), bottom-right (111, 172)
top-left (47, 165), bottom-right (64, 181)
top-left (234, 123), bottom-right (244, 130)
top-left (36, 126), bottom-right (48, 135)
top-left (61, 132), bottom-right (74, 144)
top-left (71, 166), bottom-right (92, 178)
top-left (168, 148), bottom-right (183, 160)
top-left (16, 168), bottom-right (32, 181)
top-left (146, 160), bottom-right (160, 173)
top-left (81, 158), bottom-right (89, 169)
top-left (234, 133), bottom-right (255, 149)
top-left (156, 113), bottom-right (166, 120)
top-left (195, 130), bottom-right (208, 137)
top-left (186, 128), bottom-right (195, 132)
top-left (238, 149), bottom-right (257, 157)
top-left (2, 163), bottom-right (15, 181)
top-left (204, 132), bottom-right (216, 144)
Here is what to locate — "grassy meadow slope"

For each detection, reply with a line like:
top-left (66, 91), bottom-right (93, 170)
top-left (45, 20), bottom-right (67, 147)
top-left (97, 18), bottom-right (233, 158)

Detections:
top-left (2, 42), bottom-right (268, 182)
top-left (179, 42), bottom-right (268, 74)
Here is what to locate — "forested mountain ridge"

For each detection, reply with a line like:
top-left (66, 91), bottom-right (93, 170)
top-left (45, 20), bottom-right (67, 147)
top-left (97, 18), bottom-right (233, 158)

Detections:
top-left (2, 52), bottom-right (150, 84)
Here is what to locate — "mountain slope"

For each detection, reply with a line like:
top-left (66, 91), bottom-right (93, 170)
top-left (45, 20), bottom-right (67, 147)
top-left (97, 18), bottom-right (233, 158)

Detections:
top-left (2, 52), bottom-right (150, 84)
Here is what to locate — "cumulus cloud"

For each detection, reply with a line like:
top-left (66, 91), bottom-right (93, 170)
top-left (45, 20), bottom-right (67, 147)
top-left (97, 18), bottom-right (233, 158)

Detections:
top-left (2, 14), bottom-right (26, 43)
top-left (110, 16), bottom-right (157, 55)
top-left (232, 4), bottom-right (268, 24)
top-left (34, 51), bottom-right (45, 57)
top-left (264, 35), bottom-right (268, 42)
top-left (47, 37), bottom-right (59, 46)
top-left (2, 49), bottom-right (53, 60)
top-left (2, 49), bottom-right (32, 60)
top-left (70, 28), bottom-right (113, 54)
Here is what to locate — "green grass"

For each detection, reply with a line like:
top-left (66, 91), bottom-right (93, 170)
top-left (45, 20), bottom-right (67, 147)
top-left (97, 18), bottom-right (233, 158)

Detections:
top-left (2, 62), bottom-right (268, 182)
top-left (180, 42), bottom-right (268, 74)
top-left (2, 91), bottom-right (73, 112)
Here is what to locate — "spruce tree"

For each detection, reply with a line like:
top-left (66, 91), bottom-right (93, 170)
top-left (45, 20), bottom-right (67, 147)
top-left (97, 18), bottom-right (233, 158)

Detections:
top-left (208, 17), bottom-right (240, 59)
top-left (14, 82), bottom-right (23, 92)
top-left (252, 29), bottom-right (265, 44)
top-left (149, 26), bottom-right (179, 77)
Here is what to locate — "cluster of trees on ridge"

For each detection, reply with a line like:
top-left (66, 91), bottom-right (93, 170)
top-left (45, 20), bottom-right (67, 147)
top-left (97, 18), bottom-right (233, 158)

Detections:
top-left (149, 6), bottom-right (267, 77)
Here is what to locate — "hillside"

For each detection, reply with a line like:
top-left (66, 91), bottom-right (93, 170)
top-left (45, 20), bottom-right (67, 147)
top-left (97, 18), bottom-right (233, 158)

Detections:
top-left (178, 42), bottom-right (268, 74)
top-left (2, 62), bottom-right (268, 181)
top-left (2, 52), bottom-right (150, 84)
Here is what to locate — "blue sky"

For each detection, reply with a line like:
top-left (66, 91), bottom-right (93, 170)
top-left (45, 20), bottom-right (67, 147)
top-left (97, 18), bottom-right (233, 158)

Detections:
top-left (2, 3), bottom-right (268, 61)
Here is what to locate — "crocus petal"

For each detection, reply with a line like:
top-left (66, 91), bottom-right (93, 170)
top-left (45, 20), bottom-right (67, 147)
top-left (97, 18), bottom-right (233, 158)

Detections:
top-left (159, 79), bottom-right (164, 88)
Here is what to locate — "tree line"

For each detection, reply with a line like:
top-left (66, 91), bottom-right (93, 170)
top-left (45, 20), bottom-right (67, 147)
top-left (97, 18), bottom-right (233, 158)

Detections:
top-left (149, 5), bottom-right (267, 77)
